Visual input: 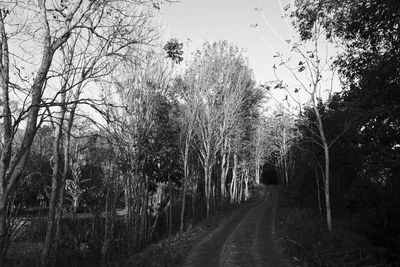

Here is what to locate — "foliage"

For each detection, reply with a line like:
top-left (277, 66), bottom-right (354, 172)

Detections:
top-left (164, 39), bottom-right (184, 64)
top-left (289, 0), bottom-right (400, 262)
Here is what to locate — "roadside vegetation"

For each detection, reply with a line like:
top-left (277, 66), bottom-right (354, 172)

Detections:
top-left (276, 187), bottom-right (388, 266)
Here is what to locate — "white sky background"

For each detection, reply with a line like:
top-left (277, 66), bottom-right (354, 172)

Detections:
top-left (158, 0), bottom-right (342, 114)
top-left (159, 0), bottom-right (294, 83)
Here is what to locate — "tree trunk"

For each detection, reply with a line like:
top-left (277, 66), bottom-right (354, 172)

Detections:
top-left (230, 152), bottom-right (238, 203)
top-left (313, 98), bottom-right (332, 232)
top-left (0, 195), bottom-right (6, 262)
top-left (314, 168), bottom-right (323, 217)
top-left (220, 151), bottom-right (227, 201)
top-left (283, 127), bottom-right (289, 187)
top-left (101, 186), bottom-right (111, 266)
top-left (191, 192), bottom-right (195, 218)
top-left (54, 91), bottom-right (79, 252)
top-left (41, 82), bottom-right (68, 265)
top-left (101, 177), bottom-right (119, 266)
top-left (0, 12), bottom-right (11, 263)
top-left (168, 175), bottom-right (172, 236)
top-left (204, 163), bottom-right (210, 217)
top-left (255, 157), bottom-right (260, 185)
top-left (41, 112), bottom-right (65, 266)
top-left (323, 145), bottom-right (332, 232)
top-left (180, 141), bottom-right (189, 234)
top-left (220, 138), bottom-right (230, 202)
top-left (72, 197), bottom-right (79, 215)
top-left (244, 170), bottom-right (249, 201)
top-left (284, 157), bottom-right (289, 187)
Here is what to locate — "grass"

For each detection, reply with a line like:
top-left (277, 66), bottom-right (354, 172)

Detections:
top-left (275, 187), bottom-right (388, 267)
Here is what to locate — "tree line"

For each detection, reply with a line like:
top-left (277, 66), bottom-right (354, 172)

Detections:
top-left (0, 1), bottom-right (275, 265)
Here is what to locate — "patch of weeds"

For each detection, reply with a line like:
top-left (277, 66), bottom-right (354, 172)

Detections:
top-left (276, 187), bottom-right (388, 267)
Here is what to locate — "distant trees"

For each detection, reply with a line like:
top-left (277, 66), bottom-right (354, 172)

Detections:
top-left (262, 112), bottom-right (300, 187)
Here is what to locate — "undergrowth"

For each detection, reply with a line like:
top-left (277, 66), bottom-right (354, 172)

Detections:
top-left (110, 213), bottom-right (228, 267)
top-left (275, 187), bottom-right (389, 267)
top-left (111, 185), bottom-right (265, 267)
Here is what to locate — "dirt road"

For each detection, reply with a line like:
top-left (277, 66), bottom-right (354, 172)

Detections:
top-left (183, 186), bottom-right (291, 267)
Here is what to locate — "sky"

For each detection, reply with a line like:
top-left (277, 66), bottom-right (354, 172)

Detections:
top-left (159, 0), bottom-right (295, 84)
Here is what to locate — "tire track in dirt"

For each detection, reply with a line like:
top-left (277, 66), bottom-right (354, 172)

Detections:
top-left (184, 186), bottom-right (291, 267)
top-left (253, 187), bottom-right (291, 267)
top-left (183, 190), bottom-right (265, 267)
top-left (220, 191), bottom-right (270, 267)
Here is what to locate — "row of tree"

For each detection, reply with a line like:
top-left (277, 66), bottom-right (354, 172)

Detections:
top-left (0, 1), bottom-right (285, 265)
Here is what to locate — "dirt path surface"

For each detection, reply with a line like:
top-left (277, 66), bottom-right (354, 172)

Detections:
top-left (183, 186), bottom-right (291, 267)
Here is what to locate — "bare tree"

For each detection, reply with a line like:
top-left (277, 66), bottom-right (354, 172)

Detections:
top-left (272, 20), bottom-right (351, 232)
top-left (184, 41), bottom-right (255, 215)
top-left (176, 79), bottom-right (197, 234)
top-left (0, 0), bottom-right (167, 264)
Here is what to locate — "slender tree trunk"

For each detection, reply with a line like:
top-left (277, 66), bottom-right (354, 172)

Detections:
top-left (220, 138), bottom-right (230, 202)
top-left (238, 173), bottom-right (242, 202)
top-left (54, 134), bottom-right (71, 251)
top-left (204, 163), bottom-right (210, 217)
top-left (41, 110), bottom-right (66, 266)
top-left (0, 12), bottom-right (11, 264)
top-left (0, 196), bottom-right (6, 263)
top-left (54, 177), bottom-right (65, 246)
top-left (101, 186), bottom-right (111, 266)
top-left (255, 157), bottom-right (260, 185)
top-left (41, 127), bottom-right (62, 266)
top-left (54, 91), bottom-right (79, 252)
top-left (101, 177), bottom-right (119, 266)
top-left (41, 83), bottom-right (68, 265)
top-left (244, 170), bottom-right (249, 201)
top-left (180, 174), bottom-right (187, 234)
top-left (283, 127), bottom-right (289, 187)
top-left (323, 145), bottom-right (332, 231)
top-left (284, 157), bottom-right (289, 187)
top-left (140, 174), bottom-right (149, 247)
top-left (191, 192), bottom-right (195, 218)
top-left (180, 141), bottom-right (190, 234)
top-left (230, 152), bottom-right (238, 203)
top-left (168, 174), bottom-right (172, 236)
top-left (73, 197), bottom-right (79, 215)
top-left (313, 98), bottom-right (332, 232)
top-left (315, 168), bottom-right (322, 217)
top-left (220, 151), bottom-right (227, 201)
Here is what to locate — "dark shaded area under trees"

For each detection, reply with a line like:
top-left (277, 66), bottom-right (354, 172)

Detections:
top-left (279, 0), bottom-right (400, 265)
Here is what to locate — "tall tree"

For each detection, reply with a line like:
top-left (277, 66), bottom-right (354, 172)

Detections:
top-left (184, 41), bottom-right (255, 216)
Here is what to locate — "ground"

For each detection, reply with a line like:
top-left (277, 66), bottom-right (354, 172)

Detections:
top-left (183, 185), bottom-right (291, 267)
